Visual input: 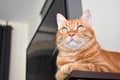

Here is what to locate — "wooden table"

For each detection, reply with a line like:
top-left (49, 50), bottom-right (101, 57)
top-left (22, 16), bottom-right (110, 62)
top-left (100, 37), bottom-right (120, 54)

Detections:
top-left (64, 70), bottom-right (120, 80)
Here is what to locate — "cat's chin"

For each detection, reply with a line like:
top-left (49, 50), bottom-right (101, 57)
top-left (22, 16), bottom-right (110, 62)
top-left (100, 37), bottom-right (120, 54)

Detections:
top-left (64, 40), bottom-right (84, 51)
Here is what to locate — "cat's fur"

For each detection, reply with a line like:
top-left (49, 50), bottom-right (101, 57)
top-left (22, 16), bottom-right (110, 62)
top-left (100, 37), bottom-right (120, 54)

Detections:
top-left (55, 10), bottom-right (120, 80)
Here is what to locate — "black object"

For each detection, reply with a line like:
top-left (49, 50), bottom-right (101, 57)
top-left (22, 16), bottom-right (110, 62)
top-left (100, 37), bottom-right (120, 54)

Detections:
top-left (27, 49), bottom-right (58, 80)
top-left (0, 25), bottom-right (12, 80)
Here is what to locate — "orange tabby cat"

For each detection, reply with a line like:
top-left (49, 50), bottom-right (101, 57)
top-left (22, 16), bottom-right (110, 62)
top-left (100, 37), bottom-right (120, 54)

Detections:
top-left (55, 10), bottom-right (120, 80)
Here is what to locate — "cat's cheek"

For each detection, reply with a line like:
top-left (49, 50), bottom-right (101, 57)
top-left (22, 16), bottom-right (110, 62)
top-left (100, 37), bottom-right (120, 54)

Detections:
top-left (57, 35), bottom-right (64, 43)
top-left (65, 37), bottom-right (71, 43)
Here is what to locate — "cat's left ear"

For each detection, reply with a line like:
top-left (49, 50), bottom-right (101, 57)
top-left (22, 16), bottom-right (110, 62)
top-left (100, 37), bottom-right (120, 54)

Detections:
top-left (56, 13), bottom-right (67, 29)
top-left (80, 10), bottom-right (92, 26)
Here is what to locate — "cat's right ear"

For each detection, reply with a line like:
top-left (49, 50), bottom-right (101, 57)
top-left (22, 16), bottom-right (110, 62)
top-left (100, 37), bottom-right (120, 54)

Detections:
top-left (81, 10), bottom-right (92, 26)
top-left (56, 13), bottom-right (67, 29)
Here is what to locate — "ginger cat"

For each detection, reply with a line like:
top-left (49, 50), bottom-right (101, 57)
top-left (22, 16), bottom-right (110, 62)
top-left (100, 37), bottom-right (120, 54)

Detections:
top-left (55, 10), bottom-right (120, 80)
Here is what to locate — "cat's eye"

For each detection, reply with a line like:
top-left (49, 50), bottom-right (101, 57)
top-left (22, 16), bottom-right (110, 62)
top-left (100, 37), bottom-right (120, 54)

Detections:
top-left (61, 27), bottom-right (68, 32)
top-left (76, 25), bottom-right (84, 31)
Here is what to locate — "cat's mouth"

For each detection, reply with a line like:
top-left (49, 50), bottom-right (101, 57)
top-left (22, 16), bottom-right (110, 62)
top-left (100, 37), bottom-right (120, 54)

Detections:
top-left (68, 37), bottom-right (82, 44)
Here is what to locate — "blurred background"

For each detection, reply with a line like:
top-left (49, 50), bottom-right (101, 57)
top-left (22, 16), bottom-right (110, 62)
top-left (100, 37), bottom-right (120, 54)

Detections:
top-left (0, 0), bottom-right (120, 80)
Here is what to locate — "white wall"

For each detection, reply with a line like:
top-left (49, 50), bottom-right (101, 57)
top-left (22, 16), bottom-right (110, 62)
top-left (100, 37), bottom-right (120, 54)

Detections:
top-left (82, 0), bottom-right (120, 52)
top-left (28, 0), bottom-right (45, 43)
top-left (0, 1), bottom-right (46, 80)
top-left (9, 22), bottom-right (28, 80)
top-left (0, 20), bottom-right (28, 80)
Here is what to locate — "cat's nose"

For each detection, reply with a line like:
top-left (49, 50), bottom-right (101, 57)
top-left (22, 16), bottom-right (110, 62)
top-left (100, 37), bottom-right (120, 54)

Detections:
top-left (69, 33), bottom-right (75, 37)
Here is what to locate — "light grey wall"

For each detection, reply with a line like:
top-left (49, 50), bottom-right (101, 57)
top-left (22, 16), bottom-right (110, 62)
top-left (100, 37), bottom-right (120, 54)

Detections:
top-left (82, 0), bottom-right (120, 52)
top-left (28, 0), bottom-right (46, 43)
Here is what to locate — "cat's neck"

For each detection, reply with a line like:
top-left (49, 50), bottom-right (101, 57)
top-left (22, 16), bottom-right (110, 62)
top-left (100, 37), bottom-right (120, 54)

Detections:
top-left (79, 40), bottom-right (101, 59)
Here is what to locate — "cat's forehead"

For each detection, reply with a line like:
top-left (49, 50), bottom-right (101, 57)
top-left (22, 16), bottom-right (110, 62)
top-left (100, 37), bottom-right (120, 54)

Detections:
top-left (63, 19), bottom-right (82, 28)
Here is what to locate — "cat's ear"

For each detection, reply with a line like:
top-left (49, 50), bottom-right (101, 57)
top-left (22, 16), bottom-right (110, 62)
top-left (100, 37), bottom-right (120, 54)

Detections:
top-left (81, 10), bottom-right (92, 26)
top-left (56, 13), bottom-right (67, 29)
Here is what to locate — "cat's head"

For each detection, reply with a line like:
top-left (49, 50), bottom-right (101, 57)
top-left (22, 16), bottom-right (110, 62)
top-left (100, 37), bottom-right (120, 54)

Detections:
top-left (56, 10), bottom-right (95, 51)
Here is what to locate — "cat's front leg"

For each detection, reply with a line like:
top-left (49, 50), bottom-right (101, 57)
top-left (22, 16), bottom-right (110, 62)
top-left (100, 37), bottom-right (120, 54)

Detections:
top-left (60, 62), bottom-right (83, 74)
top-left (60, 62), bottom-right (94, 74)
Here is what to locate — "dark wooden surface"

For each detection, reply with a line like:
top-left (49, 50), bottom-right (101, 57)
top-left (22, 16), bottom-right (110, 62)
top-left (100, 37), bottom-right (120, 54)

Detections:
top-left (64, 70), bottom-right (120, 80)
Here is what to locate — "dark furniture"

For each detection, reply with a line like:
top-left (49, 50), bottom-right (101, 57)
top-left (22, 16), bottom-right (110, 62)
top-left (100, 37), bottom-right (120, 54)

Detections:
top-left (65, 70), bottom-right (120, 80)
top-left (26, 0), bottom-right (82, 80)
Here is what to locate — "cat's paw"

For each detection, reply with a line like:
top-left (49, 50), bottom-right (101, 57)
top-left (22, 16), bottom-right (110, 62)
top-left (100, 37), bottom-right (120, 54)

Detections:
top-left (56, 70), bottom-right (68, 80)
top-left (60, 64), bottom-right (73, 74)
